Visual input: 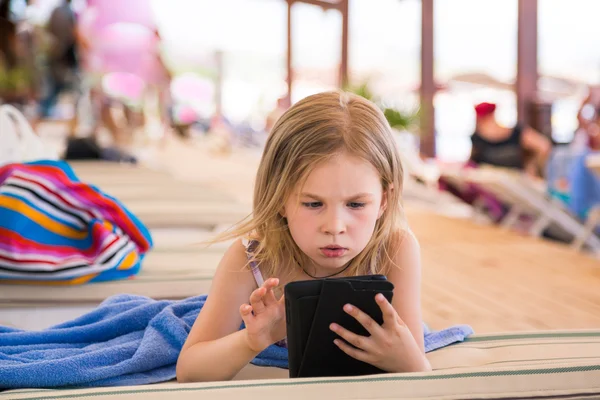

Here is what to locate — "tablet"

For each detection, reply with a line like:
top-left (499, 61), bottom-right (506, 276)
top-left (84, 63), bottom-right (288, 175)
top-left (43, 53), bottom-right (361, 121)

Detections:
top-left (284, 275), bottom-right (394, 378)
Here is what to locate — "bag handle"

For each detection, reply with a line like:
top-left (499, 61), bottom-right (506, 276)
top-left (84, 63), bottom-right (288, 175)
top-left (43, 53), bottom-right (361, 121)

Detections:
top-left (0, 104), bottom-right (58, 165)
top-left (0, 105), bottom-right (23, 165)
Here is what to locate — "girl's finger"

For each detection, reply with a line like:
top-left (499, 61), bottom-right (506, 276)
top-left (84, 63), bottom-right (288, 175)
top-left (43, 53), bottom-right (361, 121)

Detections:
top-left (263, 278), bottom-right (279, 289)
top-left (249, 287), bottom-right (267, 314)
top-left (239, 304), bottom-right (254, 323)
top-left (329, 322), bottom-right (372, 352)
top-left (333, 338), bottom-right (371, 364)
top-left (375, 293), bottom-right (405, 327)
top-left (263, 287), bottom-right (278, 306)
top-left (342, 303), bottom-right (383, 336)
top-left (261, 279), bottom-right (279, 306)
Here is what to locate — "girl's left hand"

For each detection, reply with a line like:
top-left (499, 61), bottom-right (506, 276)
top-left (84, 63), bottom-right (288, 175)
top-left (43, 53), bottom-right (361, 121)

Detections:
top-left (329, 293), bottom-right (431, 373)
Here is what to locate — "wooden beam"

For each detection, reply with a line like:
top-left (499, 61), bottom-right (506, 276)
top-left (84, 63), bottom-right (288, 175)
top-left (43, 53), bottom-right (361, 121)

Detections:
top-left (286, 0), bottom-right (346, 102)
top-left (214, 50), bottom-right (223, 117)
top-left (286, 0), bottom-right (293, 107)
top-left (516, 0), bottom-right (538, 126)
top-left (288, 0), bottom-right (343, 11)
top-left (420, 0), bottom-right (435, 157)
top-left (339, 0), bottom-right (349, 88)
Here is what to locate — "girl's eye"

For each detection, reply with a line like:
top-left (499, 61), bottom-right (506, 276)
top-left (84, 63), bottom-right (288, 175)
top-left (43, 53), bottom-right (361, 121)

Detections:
top-left (302, 202), bottom-right (322, 209)
top-left (348, 202), bottom-right (366, 209)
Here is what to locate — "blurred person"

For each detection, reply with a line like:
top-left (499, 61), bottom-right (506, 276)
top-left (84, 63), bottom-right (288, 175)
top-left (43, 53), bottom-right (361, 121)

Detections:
top-left (469, 102), bottom-right (551, 178)
top-left (572, 85), bottom-right (600, 151)
top-left (0, 0), bottom-right (37, 109)
top-left (38, 0), bottom-right (79, 120)
top-left (265, 96), bottom-right (289, 133)
top-left (438, 102), bottom-right (552, 223)
top-left (74, 0), bottom-right (164, 145)
top-left (0, 0), bottom-right (17, 70)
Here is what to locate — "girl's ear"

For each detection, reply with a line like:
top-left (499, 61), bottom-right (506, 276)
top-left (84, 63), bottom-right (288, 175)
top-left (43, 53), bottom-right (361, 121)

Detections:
top-left (378, 184), bottom-right (393, 219)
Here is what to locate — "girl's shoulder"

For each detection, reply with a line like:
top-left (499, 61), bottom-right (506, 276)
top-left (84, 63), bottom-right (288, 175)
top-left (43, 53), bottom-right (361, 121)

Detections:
top-left (240, 236), bottom-right (298, 291)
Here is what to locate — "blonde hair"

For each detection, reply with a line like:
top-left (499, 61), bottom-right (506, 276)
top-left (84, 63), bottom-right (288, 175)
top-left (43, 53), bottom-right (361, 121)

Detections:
top-left (214, 90), bottom-right (406, 279)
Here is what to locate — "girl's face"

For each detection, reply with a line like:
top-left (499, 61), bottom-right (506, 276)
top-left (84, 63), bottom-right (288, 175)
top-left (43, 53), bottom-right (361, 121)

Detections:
top-left (282, 152), bottom-right (387, 276)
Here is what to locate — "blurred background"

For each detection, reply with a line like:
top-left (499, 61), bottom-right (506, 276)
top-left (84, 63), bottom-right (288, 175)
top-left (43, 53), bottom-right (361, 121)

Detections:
top-left (2, 0), bottom-right (599, 160)
top-left (2, 0), bottom-right (600, 334)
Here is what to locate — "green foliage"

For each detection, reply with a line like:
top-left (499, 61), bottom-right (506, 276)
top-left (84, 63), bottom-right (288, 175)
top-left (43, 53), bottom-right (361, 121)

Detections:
top-left (0, 66), bottom-right (32, 96)
top-left (344, 81), bottom-right (420, 133)
top-left (383, 106), bottom-right (420, 132)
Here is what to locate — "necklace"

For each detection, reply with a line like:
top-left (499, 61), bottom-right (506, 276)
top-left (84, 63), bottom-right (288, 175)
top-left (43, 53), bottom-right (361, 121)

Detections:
top-left (300, 261), bottom-right (352, 279)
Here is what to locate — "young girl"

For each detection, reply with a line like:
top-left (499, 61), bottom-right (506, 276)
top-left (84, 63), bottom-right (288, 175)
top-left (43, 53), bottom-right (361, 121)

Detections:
top-left (176, 91), bottom-right (431, 382)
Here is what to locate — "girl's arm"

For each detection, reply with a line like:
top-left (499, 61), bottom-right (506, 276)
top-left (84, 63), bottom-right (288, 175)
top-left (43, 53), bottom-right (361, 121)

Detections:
top-left (176, 239), bottom-right (259, 382)
top-left (387, 230), bottom-right (426, 355)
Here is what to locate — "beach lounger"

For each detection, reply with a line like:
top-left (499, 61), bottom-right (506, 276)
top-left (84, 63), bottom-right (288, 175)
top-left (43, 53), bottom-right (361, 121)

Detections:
top-left (0, 245), bottom-right (223, 302)
top-left (0, 228), bottom-right (225, 315)
top-left (111, 200), bottom-right (250, 229)
top-left (69, 161), bottom-right (251, 229)
top-left (393, 134), bottom-right (471, 217)
top-left (2, 329), bottom-right (600, 399)
top-left (0, 244), bottom-right (225, 330)
top-left (452, 167), bottom-right (600, 252)
top-left (70, 161), bottom-right (238, 203)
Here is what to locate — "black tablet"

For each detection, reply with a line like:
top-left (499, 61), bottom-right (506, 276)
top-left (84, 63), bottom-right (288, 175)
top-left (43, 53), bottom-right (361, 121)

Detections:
top-left (284, 275), bottom-right (394, 378)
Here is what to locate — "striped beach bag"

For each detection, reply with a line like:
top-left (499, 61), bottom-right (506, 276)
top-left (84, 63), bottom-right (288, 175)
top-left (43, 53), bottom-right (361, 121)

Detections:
top-left (0, 160), bottom-right (153, 284)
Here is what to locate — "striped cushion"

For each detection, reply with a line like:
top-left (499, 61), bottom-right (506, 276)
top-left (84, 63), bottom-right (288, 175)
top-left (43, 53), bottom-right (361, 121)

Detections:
top-left (0, 161), bottom-right (152, 284)
top-left (3, 330), bottom-right (600, 399)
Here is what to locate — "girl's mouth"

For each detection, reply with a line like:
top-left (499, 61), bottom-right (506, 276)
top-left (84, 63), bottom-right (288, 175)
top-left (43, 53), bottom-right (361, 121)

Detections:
top-left (320, 246), bottom-right (347, 258)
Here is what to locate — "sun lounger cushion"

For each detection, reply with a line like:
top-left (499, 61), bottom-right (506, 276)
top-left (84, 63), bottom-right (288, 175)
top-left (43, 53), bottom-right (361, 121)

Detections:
top-left (2, 329), bottom-right (599, 399)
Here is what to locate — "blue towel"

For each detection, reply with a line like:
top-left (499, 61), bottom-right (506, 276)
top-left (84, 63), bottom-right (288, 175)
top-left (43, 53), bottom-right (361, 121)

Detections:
top-left (0, 294), bottom-right (473, 389)
top-left (547, 148), bottom-right (600, 221)
top-left (567, 150), bottom-right (600, 220)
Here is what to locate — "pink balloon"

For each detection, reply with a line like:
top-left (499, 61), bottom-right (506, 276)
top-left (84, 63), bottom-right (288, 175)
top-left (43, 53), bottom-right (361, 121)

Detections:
top-left (80, 0), bottom-right (163, 83)
top-left (172, 105), bottom-right (200, 125)
top-left (101, 72), bottom-right (146, 104)
top-left (170, 75), bottom-right (213, 103)
top-left (84, 0), bottom-right (156, 32)
top-left (96, 23), bottom-right (158, 51)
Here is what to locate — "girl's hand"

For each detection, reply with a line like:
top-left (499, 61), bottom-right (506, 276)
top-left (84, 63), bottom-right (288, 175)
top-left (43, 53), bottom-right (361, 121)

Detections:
top-left (329, 293), bottom-right (431, 373)
top-left (240, 278), bottom-right (286, 353)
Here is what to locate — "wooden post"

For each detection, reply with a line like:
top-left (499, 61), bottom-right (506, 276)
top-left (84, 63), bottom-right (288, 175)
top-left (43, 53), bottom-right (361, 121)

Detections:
top-left (339, 0), bottom-right (349, 88)
top-left (287, 0), bottom-right (345, 104)
top-left (286, 0), bottom-right (294, 107)
top-left (214, 50), bottom-right (223, 118)
top-left (516, 0), bottom-right (538, 126)
top-left (420, 0), bottom-right (435, 157)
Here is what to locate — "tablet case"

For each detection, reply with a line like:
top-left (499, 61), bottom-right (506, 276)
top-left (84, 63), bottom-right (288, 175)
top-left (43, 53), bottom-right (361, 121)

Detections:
top-left (284, 275), bottom-right (394, 378)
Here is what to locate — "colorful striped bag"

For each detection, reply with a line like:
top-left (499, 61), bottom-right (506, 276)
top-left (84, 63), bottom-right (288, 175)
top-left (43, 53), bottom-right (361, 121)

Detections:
top-left (0, 160), bottom-right (153, 284)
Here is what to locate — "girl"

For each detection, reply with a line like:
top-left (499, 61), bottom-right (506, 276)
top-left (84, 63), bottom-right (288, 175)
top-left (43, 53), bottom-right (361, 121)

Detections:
top-left (177, 91), bottom-right (431, 382)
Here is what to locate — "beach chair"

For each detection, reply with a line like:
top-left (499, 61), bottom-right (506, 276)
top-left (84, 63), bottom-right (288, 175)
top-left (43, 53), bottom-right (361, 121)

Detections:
top-left (0, 243), bottom-right (226, 330)
top-left (2, 329), bottom-right (600, 399)
top-left (393, 133), bottom-right (472, 217)
top-left (67, 161), bottom-right (251, 229)
top-left (458, 167), bottom-right (600, 253)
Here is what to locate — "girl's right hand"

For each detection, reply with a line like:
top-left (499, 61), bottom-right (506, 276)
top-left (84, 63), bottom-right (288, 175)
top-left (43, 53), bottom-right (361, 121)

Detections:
top-left (240, 278), bottom-right (287, 352)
